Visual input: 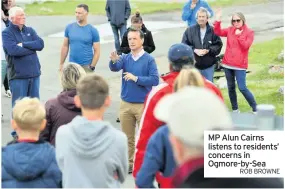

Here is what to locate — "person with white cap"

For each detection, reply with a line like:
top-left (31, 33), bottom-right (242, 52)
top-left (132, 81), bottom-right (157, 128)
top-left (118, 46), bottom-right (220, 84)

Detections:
top-left (133, 43), bottom-right (224, 187)
top-left (154, 86), bottom-right (283, 188)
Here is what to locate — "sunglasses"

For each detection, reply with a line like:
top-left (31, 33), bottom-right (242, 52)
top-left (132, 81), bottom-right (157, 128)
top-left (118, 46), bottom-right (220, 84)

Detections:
top-left (232, 19), bottom-right (241, 23)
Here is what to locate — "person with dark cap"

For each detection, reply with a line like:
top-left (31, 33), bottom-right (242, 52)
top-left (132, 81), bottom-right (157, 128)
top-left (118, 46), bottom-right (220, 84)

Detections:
top-left (133, 43), bottom-right (224, 188)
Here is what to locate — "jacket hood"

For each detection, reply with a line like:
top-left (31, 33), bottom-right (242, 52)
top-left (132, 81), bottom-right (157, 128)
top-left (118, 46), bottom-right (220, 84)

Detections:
top-left (67, 116), bottom-right (116, 158)
top-left (2, 142), bottom-right (55, 181)
top-left (57, 89), bottom-right (81, 112)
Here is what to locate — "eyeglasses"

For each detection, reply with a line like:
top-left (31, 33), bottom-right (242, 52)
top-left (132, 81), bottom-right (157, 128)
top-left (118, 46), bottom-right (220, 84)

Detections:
top-left (232, 19), bottom-right (241, 23)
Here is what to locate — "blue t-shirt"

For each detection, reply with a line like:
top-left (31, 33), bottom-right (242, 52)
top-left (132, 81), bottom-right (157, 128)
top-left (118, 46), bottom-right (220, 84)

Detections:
top-left (65, 23), bottom-right (100, 65)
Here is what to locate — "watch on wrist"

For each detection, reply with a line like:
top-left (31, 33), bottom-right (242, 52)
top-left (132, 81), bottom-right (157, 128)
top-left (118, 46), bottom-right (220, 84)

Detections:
top-left (89, 65), bottom-right (95, 71)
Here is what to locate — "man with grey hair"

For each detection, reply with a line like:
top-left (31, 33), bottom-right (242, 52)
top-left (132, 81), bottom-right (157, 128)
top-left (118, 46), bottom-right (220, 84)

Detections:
top-left (2, 6), bottom-right (44, 108)
top-left (154, 86), bottom-right (284, 188)
top-left (55, 73), bottom-right (128, 188)
top-left (182, 7), bottom-right (222, 82)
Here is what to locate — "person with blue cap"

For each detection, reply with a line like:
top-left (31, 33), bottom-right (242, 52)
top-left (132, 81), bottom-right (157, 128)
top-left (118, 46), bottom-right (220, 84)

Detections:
top-left (133, 43), bottom-right (223, 188)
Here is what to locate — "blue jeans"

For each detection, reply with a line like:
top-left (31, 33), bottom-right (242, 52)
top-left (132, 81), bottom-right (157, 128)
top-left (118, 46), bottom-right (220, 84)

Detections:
top-left (2, 60), bottom-right (7, 84)
top-left (9, 77), bottom-right (40, 108)
top-left (224, 68), bottom-right (257, 112)
top-left (199, 65), bottom-right (215, 82)
top-left (110, 23), bottom-right (127, 52)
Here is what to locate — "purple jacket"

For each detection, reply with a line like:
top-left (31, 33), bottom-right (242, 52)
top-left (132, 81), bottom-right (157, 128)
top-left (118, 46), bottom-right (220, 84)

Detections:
top-left (40, 89), bottom-right (81, 146)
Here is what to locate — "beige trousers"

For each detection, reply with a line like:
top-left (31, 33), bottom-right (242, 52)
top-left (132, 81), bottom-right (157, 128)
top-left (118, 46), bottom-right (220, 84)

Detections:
top-left (119, 100), bottom-right (144, 168)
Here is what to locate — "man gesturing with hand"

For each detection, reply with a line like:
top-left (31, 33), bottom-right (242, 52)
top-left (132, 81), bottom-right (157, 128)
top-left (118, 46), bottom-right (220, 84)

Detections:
top-left (109, 27), bottom-right (159, 174)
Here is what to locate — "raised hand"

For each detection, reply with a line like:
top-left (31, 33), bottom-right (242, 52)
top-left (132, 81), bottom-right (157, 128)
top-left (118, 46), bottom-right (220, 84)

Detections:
top-left (216, 8), bottom-right (222, 21)
top-left (110, 51), bottom-right (120, 63)
top-left (190, 3), bottom-right (196, 9)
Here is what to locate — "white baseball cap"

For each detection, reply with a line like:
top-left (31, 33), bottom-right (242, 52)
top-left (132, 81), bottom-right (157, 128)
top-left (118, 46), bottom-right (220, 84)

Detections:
top-left (154, 86), bottom-right (233, 147)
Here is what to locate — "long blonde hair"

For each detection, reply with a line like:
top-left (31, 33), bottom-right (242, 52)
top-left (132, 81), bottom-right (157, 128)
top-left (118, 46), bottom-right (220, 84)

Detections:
top-left (174, 67), bottom-right (205, 92)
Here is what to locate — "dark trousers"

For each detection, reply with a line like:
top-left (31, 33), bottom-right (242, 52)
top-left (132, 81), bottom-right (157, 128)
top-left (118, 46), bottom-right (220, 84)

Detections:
top-left (110, 23), bottom-right (127, 52)
top-left (3, 74), bottom-right (9, 91)
top-left (224, 68), bottom-right (257, 112)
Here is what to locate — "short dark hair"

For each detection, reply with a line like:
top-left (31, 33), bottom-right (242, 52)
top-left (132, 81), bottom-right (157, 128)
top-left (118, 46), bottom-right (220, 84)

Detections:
top-left (128, 27), bottom-right (144, 39)
top-left (77, 4), bottom-right (89, 12)
top-left (76, 74), bottom-right (109, 109)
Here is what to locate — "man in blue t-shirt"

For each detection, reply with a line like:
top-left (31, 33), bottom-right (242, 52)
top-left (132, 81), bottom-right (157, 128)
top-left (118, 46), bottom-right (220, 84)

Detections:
top-left (60, 4), bottom-right (100, 73)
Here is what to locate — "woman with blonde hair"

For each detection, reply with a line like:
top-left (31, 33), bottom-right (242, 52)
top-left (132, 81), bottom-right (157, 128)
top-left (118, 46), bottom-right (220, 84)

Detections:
top-left (173, 66), bottom-right (205, 92)
top-left (135, 67), bottom-right (205, 188)
top-left (40, 63), bottom-right (86, 146)
top-left (213, 10), bottom-right (257, 113)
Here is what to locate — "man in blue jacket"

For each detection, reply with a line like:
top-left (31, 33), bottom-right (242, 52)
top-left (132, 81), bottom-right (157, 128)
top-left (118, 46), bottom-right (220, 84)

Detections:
top-left (182, 0), bottom-right (214, 27)
top-left (2, 6), bottom-right (44, 108)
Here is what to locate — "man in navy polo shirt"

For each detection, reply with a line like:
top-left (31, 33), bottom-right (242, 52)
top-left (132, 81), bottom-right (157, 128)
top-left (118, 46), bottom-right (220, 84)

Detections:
top-left (60, 4), bottom-right (100, 73)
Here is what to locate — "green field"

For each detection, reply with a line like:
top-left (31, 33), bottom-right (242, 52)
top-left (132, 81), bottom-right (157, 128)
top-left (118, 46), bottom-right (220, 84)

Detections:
top-left (217, 37), bottom-right (284, 115)
top-left (23, 0), bottom-right (271, 16)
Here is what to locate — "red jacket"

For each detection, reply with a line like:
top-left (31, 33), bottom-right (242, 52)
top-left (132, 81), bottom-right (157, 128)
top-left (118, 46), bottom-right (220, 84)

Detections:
top-left (133, 72), bottom-right (223, 187)
top-left (213, 21), bottom-right (254, 69)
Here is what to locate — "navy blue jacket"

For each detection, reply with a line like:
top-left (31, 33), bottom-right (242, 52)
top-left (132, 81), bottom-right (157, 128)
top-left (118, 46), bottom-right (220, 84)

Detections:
top-left (2, 140), bottom-right (62, 188)
top-left (136, 126), bottom-right (177, 188)
top-left (2, 23), bottom-right (44, 81)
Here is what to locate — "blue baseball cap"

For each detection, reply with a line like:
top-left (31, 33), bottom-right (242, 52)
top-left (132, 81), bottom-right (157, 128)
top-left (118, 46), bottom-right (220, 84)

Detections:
top-left (168, 43), bottom-right (194, 69)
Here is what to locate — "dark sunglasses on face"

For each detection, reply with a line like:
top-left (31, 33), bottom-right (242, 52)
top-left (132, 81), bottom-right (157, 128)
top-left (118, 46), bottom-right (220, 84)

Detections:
top-left (232, 19), bottom-right (241, 23)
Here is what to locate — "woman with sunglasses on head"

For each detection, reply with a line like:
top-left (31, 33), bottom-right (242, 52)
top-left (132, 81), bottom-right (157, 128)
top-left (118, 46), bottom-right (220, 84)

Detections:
top-left (213, 9), bottom-right (257, 114)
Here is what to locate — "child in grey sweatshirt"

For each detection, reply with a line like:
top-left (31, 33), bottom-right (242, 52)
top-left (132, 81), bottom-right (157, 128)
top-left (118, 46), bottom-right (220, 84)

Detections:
top-left (55, 74), bottom-right (128, 188)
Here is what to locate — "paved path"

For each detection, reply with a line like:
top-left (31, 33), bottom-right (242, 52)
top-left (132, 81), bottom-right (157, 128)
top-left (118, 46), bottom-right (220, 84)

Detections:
top-left (1, 1), bottom-right (284, 187)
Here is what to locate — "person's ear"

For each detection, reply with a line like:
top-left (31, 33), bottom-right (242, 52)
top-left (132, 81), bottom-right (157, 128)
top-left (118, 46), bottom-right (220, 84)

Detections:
top-left (11, 120), bottom-right (18, 130)
top-left (74, 95), bottom-right (82, 108)
top-left (169, 133), bottom-right (184, 165)
top-left (104, 96), bottom-right (111, 107)
top-left (40, 119), bottom-right (47, 131)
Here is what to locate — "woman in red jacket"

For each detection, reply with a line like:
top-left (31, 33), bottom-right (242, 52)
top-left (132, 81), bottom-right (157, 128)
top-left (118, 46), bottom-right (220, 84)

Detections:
top-left (213, 9), bottom-right (257, 113)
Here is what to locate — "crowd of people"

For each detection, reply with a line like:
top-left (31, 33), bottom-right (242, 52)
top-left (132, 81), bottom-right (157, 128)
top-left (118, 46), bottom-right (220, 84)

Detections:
top-left (1, 0), bottom-right (284, 188)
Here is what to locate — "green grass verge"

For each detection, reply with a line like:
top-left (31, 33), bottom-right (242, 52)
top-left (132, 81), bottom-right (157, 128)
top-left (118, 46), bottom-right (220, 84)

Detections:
top-left (23, 0), bottom-right (271, 16)
top-left (217, 37), bottom-right (284, 115)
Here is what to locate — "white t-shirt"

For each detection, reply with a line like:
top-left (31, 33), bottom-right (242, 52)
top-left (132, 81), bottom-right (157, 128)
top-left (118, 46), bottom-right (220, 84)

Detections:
top-left (1, 20), bottom-right (7, 61)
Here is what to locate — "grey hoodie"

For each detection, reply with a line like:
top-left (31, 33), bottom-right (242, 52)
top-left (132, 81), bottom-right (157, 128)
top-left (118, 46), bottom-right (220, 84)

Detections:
top-left (55, 116), bottom-right (128, 188)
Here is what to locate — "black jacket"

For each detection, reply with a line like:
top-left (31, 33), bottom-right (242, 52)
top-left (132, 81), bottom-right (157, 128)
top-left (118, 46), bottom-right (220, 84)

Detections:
top-left (179, 167), bottom-right (284, 188)
top-left (120, 24), bottom-right (155, 54)
top-left (182, 23), bottom-right (222, 70)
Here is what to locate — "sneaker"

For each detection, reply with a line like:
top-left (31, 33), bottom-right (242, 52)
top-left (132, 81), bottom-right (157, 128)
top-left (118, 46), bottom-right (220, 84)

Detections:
top-left (233, 109), bottom-right (240, 113)
top-left (252, 111), bottom-right (257, 115)
top-left (5, 90), bottom-right (11, 98)
top-left (128, 166), bottom-right (133, 174)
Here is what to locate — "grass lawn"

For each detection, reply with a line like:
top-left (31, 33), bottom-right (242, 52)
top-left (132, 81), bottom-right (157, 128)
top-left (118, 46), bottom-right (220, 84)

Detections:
top-left (215, 37), bottom-right (284, 115)
top-left (23, 0), bottom-right (271, 16)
